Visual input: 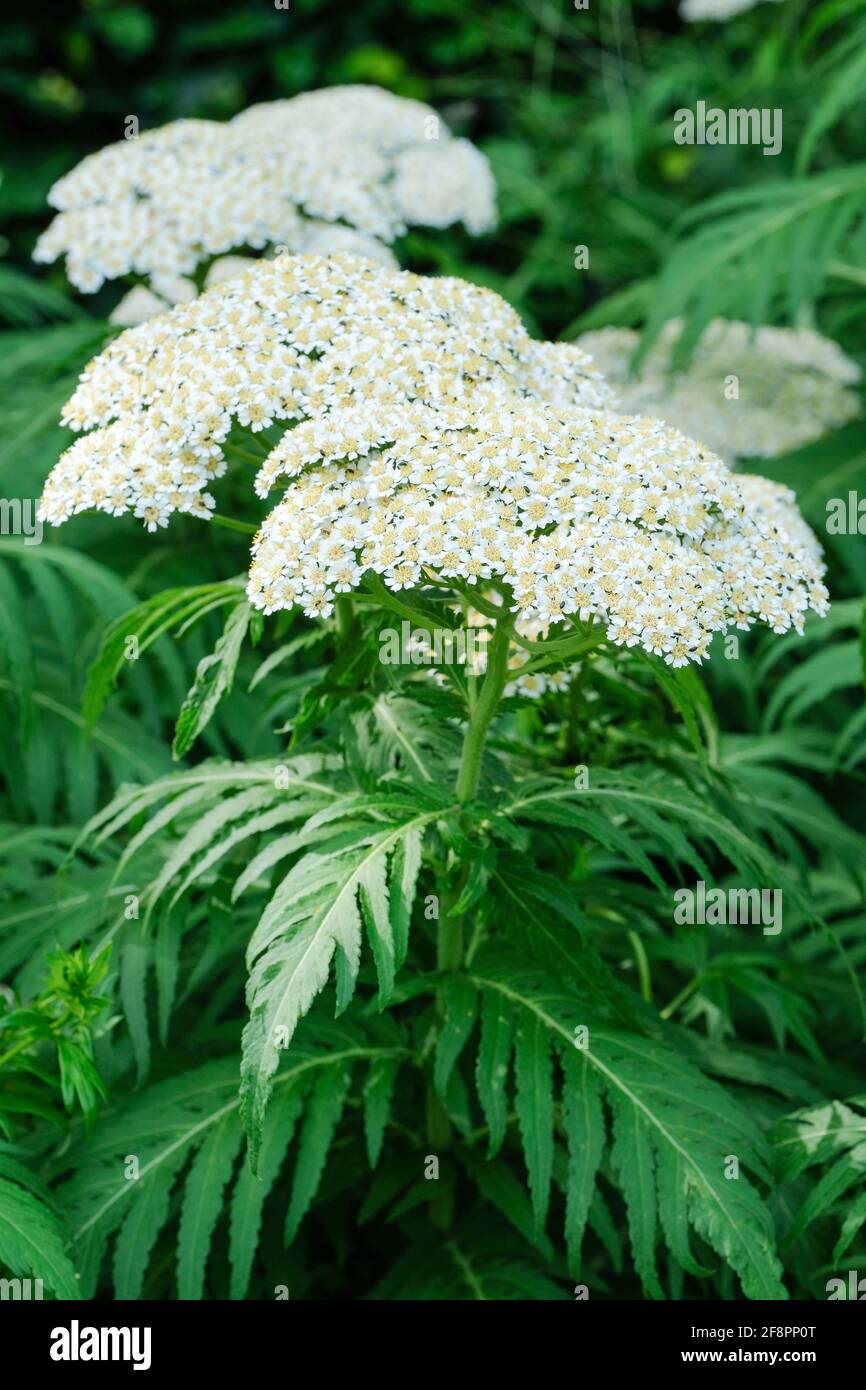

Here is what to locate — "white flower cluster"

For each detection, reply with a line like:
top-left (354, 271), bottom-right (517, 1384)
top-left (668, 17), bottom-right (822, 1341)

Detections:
top-left (38, 254), bottom-right (610, 532)
top-left (248, 398), bottom-right (828, 665)
top-left (40, 255), bottom-right (828, 668)
top-left (578, 319), bottom-right (861, 461)
top-left (680, 0), bottom-right (786, 20)
top-left (33, 86), bottom-right (496, 296)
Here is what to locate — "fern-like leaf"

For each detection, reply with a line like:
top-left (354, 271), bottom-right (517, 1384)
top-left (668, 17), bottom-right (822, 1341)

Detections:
top-left (0, 1174), bottom-right (79, 1299)
top-left (241, 797), bottom-right (438, 1160)
top-left (466, 946), bottom-right (788, 1299)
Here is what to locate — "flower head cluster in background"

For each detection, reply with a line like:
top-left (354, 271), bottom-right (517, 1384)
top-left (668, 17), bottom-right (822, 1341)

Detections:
top-left (679, 0), bottom-right (786, 20)
top-left (578, 318), bottom-right (861, 462)
top-left (33, 84), bottom-right (496, 320)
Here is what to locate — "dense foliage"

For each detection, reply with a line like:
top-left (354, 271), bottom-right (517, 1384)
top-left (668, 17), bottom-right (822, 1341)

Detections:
top-left (0, 0), bottom-right (864, 1302)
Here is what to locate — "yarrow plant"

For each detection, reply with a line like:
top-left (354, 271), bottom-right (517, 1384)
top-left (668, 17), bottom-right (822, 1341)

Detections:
top-left (577, 319), bottom-right (861, 462)
top-left (7, 0), bottom-right (866, 1315)
top-left (33, 84), bottom-right (496, 319)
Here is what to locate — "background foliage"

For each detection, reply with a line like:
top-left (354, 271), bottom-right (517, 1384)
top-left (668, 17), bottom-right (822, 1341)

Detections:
top-left (0, 0), bottom-right (864, 1301)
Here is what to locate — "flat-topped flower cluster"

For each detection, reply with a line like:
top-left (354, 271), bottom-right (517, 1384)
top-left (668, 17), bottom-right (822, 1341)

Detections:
top-left (33, 85), bottom-right (496, 295)
top-left (39, 254), bottom-right (828, 668)
top-left (39, 255), bottom-right (610, 532)
top-left (248, 399), bottom-right (827, 663)
top-left (577, 318), bottom-right (861, 461)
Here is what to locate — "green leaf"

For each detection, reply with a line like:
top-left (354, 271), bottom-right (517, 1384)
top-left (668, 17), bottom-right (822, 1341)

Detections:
top-left (0, 266), bottom-right (84, 326)
top-left (609, 1095), bottom-right (663, 1299)
top-left (83, 579), bottom-right (244, 727)
top-left (241, 803), bottom-right (436, 1160)
top-left (656, 1149), bottom-right (711, 1279)
top-left (833, 1190), bottom-right (866, 1263)
top-left (798, 37), bottom-right (866, 173)
top-left (469, 947), bottom-right (788, 1299)
top-left (475, 989), bottom-right (513, 1158)
top-left (363, 1056), bottom-right (400, 1168)
top-left (434, 976), bottom-right (477, 1098)
top-left (639, 166), bottom-right (866, 355)
top-left (119, 933), bottom-right (150, 1083)
top-left (172, 601), bottom-right (252, 759)
top-left (513, 1010), bottom-right (554, 1236)
top-left (0, 1176), bottom-right (79, 1299)
top-left (460, 1153), bottom-right (555, 1260)
top-left (638, 655), bottom-right (713, 759)
top-left (113, 1156), bottom-right (185, 1300)
top-left (284, 1062), bottom-right (352, 1244)
top-left (561, 1050), bottom-right (605, 1276)
top-left (774, 1099), bottom-right (866, 1250)
top-left (228, 1087), bottom-right (304, 1300)
top-left (57, 1034), bottom-right (400, 1297)
top-left (177, 1115), bottom-right (244, 1300)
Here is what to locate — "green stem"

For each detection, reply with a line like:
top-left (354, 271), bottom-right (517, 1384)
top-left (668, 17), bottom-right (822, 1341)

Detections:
top-left (363, 573), bottom-right (457, 640)
top-left (426, 613), bottom-right (515, 1233)
top-left (659, 974), bottom-right (701, 1021)
top-left (363, 573), bottom-right (471, 701)
top-left (426, 1086), bottom-right (455, 1230)
top-left (0, 1033), bottom-right (35, 1071)
top-left (827, 259), bottom-right (866, 290)
top-left (455, 613), bottom-right (514, 806)
top-left (449, 580), bottom-right (507, 622)
top-left (437, 866), bottom-right (470, 973)
top-left (210, 513), bottom-right (257, 535)
top-left (512, 632), bottom-right (603, 677)
top-left (227, 445), bottom-right (266, 468)
top-left (334, 594), bottom-right (356, 638)
top-left (436, 612), bottom-right (513, 992)
top-left (626, 930), bottom-right (652, 1003)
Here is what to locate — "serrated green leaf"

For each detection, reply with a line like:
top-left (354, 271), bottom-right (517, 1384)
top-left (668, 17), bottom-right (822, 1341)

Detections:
top-left (513, 1010), bottom-right (554, 1236)
top-left (0, 1176), bottom-right (79, 1299)
top-left (172, 601), bottom-right (252, 759)
top-left (284, 1062), bottom-right (352, 1244)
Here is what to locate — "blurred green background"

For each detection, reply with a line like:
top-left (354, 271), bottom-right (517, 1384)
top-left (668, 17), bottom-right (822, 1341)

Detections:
top-left (6, 0), bottom-right (864, 341)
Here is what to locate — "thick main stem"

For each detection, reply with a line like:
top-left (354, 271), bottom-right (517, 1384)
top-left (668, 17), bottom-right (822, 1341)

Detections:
top-left (433, 614), bottom-right (514, 984)
top-left (454, 614), bottom-right (514, 807)
top-left (428, 614), bottom-right (514, 1229)
top-left (427, 609), bottom-right (599, 1230)
top-left (334, 594), bottom-right (356, 639)
top-left (438, 615), bottom-right (514, 975)
top-left (436, 864), bottom-right (472, 974)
